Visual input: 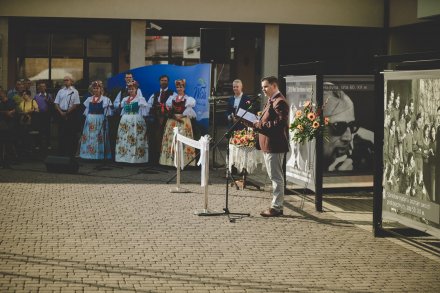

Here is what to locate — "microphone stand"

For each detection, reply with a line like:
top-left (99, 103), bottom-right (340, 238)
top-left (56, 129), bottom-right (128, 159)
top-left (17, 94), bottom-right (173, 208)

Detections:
top-left (165, 99), bottom-right (259, 186)
top-left (197, 98), bottom-right (259, 219)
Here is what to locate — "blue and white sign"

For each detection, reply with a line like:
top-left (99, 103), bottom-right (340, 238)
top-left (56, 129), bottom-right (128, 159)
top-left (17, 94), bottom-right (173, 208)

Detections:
top-left (108, 64), bottom-right (211, 134)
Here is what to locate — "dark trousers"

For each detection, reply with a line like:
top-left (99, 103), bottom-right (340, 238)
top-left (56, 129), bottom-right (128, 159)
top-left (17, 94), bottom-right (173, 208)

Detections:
top-left (36, 111), bottom-right (51, 148)
top-left (58, 117), bottom-right (78, 157)
top-left (147, 116), bottom-right (167, 165)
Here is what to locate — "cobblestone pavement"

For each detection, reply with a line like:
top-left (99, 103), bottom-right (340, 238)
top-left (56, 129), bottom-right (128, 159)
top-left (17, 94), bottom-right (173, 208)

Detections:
top-left (0, 160), bottom-right (439, 292)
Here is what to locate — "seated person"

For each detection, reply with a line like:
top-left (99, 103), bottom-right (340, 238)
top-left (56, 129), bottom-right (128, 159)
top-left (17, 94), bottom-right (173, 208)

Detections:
top-left (0, 89), bottom-right (17, 164)
top-left (17, 90), bottom-right (39, 153)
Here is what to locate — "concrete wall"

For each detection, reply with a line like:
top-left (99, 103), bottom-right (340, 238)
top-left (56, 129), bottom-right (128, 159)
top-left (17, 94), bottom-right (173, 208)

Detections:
top-left (389, 0), bottom-right (422, 27)
top-left (418, 0), bottom-right (440, 19)
top-left (262, 25), bottom-right (279, 80)
top-left (0, 0), bottom-right (384, 28)
top-left (130, 20), bottom-right (146, 69)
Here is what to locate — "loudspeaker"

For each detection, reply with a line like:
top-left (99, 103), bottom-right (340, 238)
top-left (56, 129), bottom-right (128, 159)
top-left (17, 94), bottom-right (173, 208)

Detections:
top-left (44, 156), bottom-right (79, 174)
top-left (200, 28), bottom-right (231, 64)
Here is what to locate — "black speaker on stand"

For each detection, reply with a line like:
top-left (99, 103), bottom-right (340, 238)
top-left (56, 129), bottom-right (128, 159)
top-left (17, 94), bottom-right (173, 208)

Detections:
top-left (44, 156), bottom-right (79, 174)
top-left (200, 28), bottom-right (231, 168)
top-left (200, 28), bottom-right (231, 64)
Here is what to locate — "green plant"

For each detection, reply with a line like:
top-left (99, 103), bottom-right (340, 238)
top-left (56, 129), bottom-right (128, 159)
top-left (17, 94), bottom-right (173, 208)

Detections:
top-left (289, 100), bottom-right (329, 144)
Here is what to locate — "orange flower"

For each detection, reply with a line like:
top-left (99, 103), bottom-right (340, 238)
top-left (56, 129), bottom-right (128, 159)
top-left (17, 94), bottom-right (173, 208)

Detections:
top-left (297, 125), bottom-right (304, 132)
top-left (324, 117), bottom-right (329, 125)
top-left (307, 112), bottom-right (316, 121)
top-left (303, 101), bottom-right (311, 108)
top-left (312, 121), bottom-right (320, 129)
top-left (295, 110), bottom-right (302, 118)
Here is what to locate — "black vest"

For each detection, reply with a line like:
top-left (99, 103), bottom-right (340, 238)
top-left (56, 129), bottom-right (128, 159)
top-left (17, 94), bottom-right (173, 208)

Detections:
top-left (150, 89), bottom-right (174, 116)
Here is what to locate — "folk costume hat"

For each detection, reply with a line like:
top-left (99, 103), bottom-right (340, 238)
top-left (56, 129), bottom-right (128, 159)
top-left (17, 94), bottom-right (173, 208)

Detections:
top-left (175, 79), bottom-right (186, 88)
top-left (127, 80), bottom-right (139, 88)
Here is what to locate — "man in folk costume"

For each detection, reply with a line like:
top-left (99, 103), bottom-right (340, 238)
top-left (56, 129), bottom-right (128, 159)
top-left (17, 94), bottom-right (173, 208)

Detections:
top-left (147, 75), bottom-right (175, 165)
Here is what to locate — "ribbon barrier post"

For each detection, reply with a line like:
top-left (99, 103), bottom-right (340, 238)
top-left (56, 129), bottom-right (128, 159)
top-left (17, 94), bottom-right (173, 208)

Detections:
top-left (170, 127), bottom-right (213, 214)
top-left (170, 127), bottom-right (189, 193)
top-left (195, 135), bottom-right (211, 214)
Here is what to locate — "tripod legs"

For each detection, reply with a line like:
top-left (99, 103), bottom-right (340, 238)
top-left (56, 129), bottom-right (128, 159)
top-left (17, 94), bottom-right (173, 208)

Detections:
top-left (198, 153), bottom-right (250, 218)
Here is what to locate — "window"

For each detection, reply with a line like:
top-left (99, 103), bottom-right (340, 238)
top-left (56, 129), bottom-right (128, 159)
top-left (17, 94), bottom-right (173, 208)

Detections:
top-left (146, 36), bottom-right (169, 59)
top-left (52, 34), bottom-right (84, 57)
top-left (18, 58), bottom-right (49, 81)
top-left (145, 36), bottom-right (200, 66)
top-left (24, 33), bottom-right (49, 56)
top-left (18, 32), bottom-right (114, 96)
top-left (87, 34), bottom-right (112, 57)
top-left (89, 62), bottom-right (113, 86)
top-left (51, 58), bottom-right (84, 87)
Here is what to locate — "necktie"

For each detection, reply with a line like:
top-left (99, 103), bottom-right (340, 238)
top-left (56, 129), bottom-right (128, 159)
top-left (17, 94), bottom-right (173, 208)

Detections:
top-left (159, 91), bottom-right (166, 114)
top-left (160, 90), bottom-right (166, 103)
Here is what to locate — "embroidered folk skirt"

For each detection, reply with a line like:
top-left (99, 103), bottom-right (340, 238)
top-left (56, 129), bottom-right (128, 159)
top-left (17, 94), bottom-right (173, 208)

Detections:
top-left (79, 114), bottom-right (112, 160)
top-left (115, 114), bottom-right (149, 163)
top-left (159, 116), bottom-right (196, 166)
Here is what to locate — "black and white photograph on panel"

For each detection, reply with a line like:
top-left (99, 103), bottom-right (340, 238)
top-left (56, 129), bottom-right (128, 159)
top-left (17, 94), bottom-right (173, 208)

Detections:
top-left (285, 75), bottom-right (317, 191)
top-left (322, 76), bottom-right (375, 175)
top-left (383, 70), bottom-right (440, 233)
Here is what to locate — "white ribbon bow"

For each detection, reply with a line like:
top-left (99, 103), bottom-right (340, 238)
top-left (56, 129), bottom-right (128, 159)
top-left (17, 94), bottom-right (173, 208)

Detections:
top-left (197, 135), bottom-right (210, 187)
top-left (172, 127), bottom-right (184, 170)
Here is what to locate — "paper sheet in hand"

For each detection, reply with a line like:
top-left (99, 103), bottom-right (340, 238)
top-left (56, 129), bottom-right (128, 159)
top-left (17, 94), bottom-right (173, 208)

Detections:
top-left (236, 108), bottom-right (259, 123)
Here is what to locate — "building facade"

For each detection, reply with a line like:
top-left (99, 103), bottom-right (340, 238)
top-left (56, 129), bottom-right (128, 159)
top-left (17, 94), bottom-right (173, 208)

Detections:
top-left (0, 0), bottom-right (439, 96)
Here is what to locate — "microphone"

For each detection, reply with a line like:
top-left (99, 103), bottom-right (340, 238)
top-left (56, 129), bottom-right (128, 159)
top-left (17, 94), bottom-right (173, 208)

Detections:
top-left (245, 94), bottom-right (261, 108)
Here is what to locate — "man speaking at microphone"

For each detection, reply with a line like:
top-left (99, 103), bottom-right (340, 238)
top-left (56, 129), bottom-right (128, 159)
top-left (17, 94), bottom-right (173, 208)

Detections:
top-left (253, 76), bottom-right (289, 217)
top-left (54, 75), bottom-right (80, 157)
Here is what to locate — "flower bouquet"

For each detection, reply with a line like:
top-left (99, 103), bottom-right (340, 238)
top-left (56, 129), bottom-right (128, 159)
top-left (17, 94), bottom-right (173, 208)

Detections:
top-left (229, 127), bottom-right (257, 148)
top-left (289, 100), bottom-right (329, 144)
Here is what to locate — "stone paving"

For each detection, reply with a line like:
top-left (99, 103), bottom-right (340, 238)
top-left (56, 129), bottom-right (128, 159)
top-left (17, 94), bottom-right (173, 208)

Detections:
top-left (0, 160), bottom-right (439, 292)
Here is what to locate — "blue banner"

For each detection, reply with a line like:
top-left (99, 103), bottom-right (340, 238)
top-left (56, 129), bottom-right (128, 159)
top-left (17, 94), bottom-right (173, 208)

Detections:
top-left (107, 64), bottom-right (211, 134)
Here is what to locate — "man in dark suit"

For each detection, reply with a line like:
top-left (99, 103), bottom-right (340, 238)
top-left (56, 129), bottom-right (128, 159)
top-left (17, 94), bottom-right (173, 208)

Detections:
top-left (147, 75), bottom-right (175, 165)
top-left (226, 79), bottom-right (253, 131)
top-left (253, 76), bottom-right (289, 217)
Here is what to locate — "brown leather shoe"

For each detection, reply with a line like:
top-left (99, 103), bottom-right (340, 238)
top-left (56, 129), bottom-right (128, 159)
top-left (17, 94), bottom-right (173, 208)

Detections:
top-left (260, 208), bottom-right (283, 217)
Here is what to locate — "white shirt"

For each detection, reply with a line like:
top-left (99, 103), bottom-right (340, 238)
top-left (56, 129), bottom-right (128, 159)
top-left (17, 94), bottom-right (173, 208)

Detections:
top-left (83, 95), bottom-right (113, 116)
top-left (229, 93), bottom-right (243, 120)
top-left (120, 96), bottom-right (150, 117)
top-left (148, 87), bottom-right (170, 104)
top-left (54, 86), bottom-right (80, 111)
top-left (147, 87), bottom-right (176, 111)
top-left (114, 87), bottom-right (143, 108)
top-left (233, 93), bottom-right (243, 111)
top-left (165, 93), bottom-right (197, 119)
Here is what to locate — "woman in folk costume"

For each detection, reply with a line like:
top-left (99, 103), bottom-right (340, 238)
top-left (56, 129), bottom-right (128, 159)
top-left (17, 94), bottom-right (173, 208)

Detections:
top-left (159, 79), bottom-right (197, 166)
top-left (79, 80), bottom-right (113, 160)
top-left (115, 80), bottom-right (150, 163)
